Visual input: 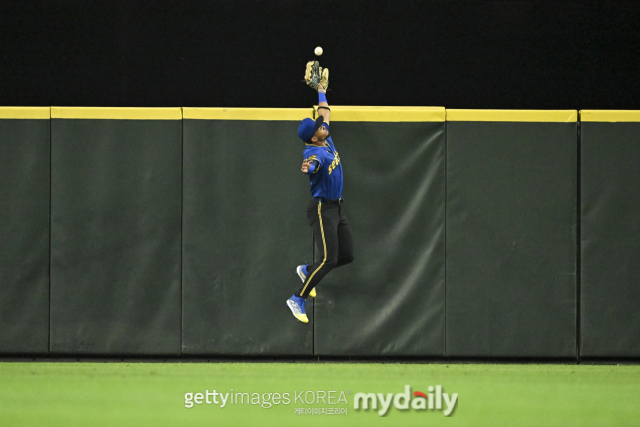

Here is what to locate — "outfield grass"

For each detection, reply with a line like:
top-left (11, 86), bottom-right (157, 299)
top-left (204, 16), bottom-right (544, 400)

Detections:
top-left (0, 362), bottom-right (638, 426)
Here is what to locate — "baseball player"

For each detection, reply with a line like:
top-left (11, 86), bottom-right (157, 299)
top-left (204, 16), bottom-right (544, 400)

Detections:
top-left (286, 61), bottom-right (354, 323)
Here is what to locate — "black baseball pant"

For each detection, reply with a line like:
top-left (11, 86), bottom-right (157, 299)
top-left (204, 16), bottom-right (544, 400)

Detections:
top-left (297, 197), bottom-right (354, 299)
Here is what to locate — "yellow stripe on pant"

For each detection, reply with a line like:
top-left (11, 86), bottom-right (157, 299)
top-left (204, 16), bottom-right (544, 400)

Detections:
top-left (301, 202), bottom-right (326, 296)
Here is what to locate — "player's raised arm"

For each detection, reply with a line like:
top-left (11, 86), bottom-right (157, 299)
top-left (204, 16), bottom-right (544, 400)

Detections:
top-left (304, 61), bottom-right (330, 124)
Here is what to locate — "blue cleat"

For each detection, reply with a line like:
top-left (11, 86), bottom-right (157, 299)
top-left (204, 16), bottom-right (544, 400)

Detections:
top-left (296, 265), bottom-right (316, 298)
top-left (286, 295), bottom-right (309, 323)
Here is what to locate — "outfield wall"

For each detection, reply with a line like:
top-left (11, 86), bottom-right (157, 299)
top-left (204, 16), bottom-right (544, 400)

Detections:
top-left (579, 111), bottom-right (640, 358)
top-left (0, 108), bottom-right (50, 354)
top-left (446, 110), bottom-right (578, 358)
top-left (0, 107), bottom-right (638, 359)
top-left (49, 108), bottom-right (183, 355)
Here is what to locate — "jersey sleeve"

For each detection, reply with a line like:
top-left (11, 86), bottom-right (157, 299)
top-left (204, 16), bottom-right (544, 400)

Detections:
top-left (307, 155), bottom-right (322, 173)
top-left (305, 149), bottom-right (323, 167)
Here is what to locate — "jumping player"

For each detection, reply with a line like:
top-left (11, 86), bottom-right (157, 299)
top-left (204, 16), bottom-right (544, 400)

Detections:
top-left (286, 62), bottom-right (354, 323)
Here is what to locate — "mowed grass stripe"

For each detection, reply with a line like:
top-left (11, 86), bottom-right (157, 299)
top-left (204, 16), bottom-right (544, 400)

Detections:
top-left (0, 363), bottom-right (638, 427)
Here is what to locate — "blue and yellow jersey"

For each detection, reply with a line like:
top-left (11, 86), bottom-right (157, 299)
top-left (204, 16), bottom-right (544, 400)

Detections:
top-left (303, 124), bottom-right (343, 200)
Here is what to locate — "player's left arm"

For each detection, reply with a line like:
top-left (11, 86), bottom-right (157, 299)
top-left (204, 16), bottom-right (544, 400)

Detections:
top-left (317, 84), bottom-right (330, 124)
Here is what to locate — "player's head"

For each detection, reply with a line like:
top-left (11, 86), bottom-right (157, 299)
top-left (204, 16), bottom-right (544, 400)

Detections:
top-left (298, 116), bottom-right (329, 144)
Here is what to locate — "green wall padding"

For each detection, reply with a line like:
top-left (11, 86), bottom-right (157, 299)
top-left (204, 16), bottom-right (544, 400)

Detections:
top-left (581, 122), bottom-right (640, 357)
top-left (446, 121), bottom-right (577, 357)
top-left (0, 119), bottom-right (50, 353)
top-left (50, 119), bottom-right (182, 355)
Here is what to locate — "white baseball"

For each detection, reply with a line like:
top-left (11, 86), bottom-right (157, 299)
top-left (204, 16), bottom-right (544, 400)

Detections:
top-left (314, 46), bottom-right (323, 56)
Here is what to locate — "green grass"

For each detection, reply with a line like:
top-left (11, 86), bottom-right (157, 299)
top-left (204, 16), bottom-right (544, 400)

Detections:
top-left (0, 362), bottom-right (638, 426)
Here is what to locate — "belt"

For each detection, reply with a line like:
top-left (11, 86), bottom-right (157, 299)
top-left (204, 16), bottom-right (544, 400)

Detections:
top-left (316, 197), bottom-right (343, 205)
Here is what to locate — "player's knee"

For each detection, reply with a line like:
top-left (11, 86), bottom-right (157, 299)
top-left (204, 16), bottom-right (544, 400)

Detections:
top-left (324, 257), bottom-right (338, 270)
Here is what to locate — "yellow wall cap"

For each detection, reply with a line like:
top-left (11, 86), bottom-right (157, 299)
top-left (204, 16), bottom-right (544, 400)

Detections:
top-left (51, 107), bottom-right (182, 120)
top-left (183, 108), bottom-right (313, 121)
top-left (0, 107), bottom-right (50, 119)
top-left (447, 109), bottom-right (578, 122)
top-left (579, 110), bottom-right (640, 122)
top-left (315, 106), bottom-right (445, 122)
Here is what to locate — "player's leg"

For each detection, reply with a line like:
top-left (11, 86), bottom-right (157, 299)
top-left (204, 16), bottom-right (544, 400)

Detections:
top-left (287, 200), bottom-right (340, 322)
top-left (296, 263), bottom-right (317, 297)
top-left (336, 205), bottom-right (354, 267)
top-left (298, 201), bottom-right (340, 299)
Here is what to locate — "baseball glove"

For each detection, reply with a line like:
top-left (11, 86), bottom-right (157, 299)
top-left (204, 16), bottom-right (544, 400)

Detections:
top-left (304, 61), bottom-right (329, 91)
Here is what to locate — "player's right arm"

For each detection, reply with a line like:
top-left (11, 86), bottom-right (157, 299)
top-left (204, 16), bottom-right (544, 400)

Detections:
top-left (301, 155), bottom-right (320, 174)
top-left (301, 159), bottom-right (312, 173)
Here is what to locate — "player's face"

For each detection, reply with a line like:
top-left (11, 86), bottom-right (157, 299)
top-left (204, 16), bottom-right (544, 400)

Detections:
top-left (313, 125), bottom-right (330, 142)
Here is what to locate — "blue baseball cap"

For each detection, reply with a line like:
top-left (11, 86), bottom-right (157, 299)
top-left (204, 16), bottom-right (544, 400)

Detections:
top-left (298, 116), bottom-right (324, 142)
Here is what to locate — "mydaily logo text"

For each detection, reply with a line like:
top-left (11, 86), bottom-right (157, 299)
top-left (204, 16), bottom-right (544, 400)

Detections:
top-left (354, 385), bottom-right (458, 416)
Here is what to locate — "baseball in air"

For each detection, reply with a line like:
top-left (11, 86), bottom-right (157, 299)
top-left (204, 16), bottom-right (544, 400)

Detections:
top-left (314, 46), bottom-right (323, 56)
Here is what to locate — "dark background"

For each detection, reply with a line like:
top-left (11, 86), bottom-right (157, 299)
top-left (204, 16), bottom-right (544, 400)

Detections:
top-left (1, 0), bottom-right (639, 109)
